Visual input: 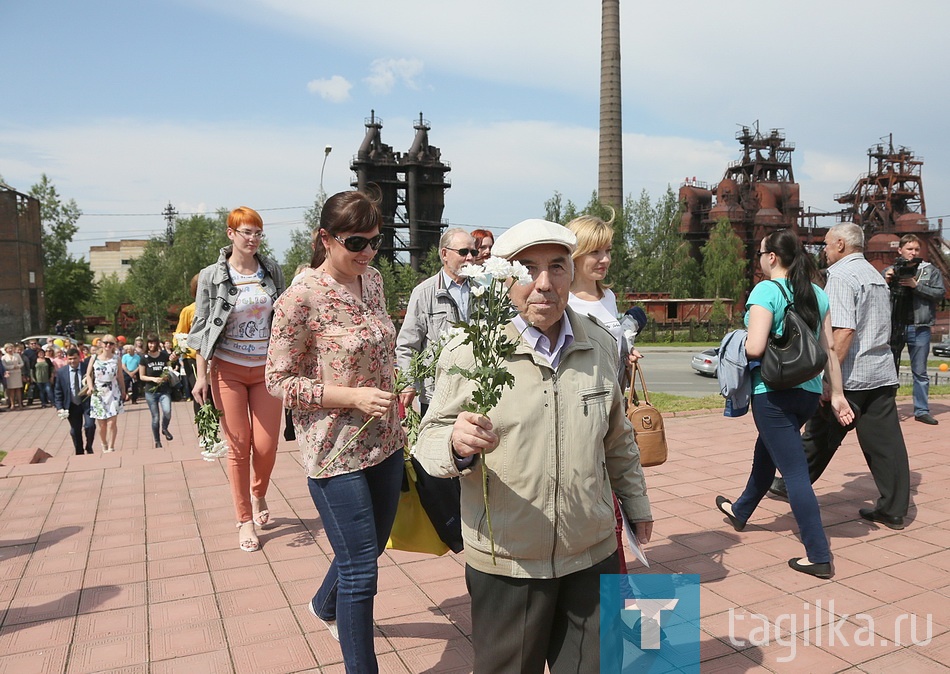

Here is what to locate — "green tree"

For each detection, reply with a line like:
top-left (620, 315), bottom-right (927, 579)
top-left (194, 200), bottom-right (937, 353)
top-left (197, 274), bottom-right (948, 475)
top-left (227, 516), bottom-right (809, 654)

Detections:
top-left (700, 217), bottom-right (747, 301)
top-left (45, 259), bottom-right (96, 329)
top-left (373, 258), bottom-right (422, 316)
top-left (126, 211), bottom-right (230, 334)
top-left (282, 191), bottom-right (324, 280)
top-left (618, 187), bottom-right (689, 296)
top-left (28, 174), bottom-right (95, 324)
top-left (282, 227), bottom-right (314, 281)
top-left (81, 272), bottom-right (133, 333)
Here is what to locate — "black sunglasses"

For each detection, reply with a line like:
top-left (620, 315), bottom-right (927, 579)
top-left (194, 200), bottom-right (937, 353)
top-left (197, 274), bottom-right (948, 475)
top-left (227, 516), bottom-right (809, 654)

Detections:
top-left (333, 233), bottom-right (384, 252)
top-left (445, 247), bottom-right (478, 257)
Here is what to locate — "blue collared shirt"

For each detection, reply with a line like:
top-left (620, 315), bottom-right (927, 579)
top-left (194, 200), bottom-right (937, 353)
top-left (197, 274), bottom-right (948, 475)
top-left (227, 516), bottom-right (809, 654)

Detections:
top-left (440, 269), bottom-right (471, 321)
top-left (513, 312), bottom-right (574, 370)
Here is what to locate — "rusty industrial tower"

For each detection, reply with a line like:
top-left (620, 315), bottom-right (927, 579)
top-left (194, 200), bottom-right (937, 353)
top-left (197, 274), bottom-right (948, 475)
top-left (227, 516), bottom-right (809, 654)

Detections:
top-left (598, 0), bottom-right (623, 212)
top-left (679, 127), bottom-right (949, 297)
top-left (830, 136), bottom-right (947, 282)
top-left (350, 111), bottom-right (451, 270)
top-left (679, 124), bottom-right (802, 285)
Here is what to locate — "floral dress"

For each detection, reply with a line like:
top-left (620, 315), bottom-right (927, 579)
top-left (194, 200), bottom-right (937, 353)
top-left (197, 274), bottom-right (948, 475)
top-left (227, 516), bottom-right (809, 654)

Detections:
top-left (90, 354), bottom-right (123, 419)
top-left (265, 266), bottom-right (405, 478)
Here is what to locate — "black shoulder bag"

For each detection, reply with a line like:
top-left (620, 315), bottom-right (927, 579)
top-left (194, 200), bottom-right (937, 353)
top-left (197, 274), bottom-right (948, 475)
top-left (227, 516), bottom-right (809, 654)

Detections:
top-left (759, 281), bottom-right (827, 390)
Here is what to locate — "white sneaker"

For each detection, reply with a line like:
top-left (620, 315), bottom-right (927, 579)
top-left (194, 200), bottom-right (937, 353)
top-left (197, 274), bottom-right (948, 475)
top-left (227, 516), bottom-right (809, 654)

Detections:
top-left (308, 599), bottom-right (339, 641)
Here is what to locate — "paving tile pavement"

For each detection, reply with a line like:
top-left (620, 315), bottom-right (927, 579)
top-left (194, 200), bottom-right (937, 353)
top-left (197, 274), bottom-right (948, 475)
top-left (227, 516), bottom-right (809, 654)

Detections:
top-left (0, 396), bottom-right (947, 672)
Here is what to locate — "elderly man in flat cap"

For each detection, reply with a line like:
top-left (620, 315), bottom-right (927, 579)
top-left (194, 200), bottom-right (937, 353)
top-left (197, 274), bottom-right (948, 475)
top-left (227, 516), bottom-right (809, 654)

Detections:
top-left (415, 219), bottom-right (653, 673)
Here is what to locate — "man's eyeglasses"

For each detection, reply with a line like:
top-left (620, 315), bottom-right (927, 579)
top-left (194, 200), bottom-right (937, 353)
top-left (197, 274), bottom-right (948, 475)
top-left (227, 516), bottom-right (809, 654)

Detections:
top-left (445, 247), bottom-right (478, 257)
top-left (234, 229), bottom-right (265, 240)
top-left (334, 233), bottom-right (384, 252)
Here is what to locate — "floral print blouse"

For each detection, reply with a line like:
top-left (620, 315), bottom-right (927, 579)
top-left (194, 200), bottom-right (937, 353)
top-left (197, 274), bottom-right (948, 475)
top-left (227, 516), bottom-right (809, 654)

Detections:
top-left (265, 266), bottom-right (404, 478)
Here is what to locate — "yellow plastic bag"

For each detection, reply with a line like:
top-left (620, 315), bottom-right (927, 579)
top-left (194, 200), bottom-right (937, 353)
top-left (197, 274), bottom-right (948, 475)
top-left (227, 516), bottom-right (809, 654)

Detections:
top-left (387, 458), bottom-right (449, 556)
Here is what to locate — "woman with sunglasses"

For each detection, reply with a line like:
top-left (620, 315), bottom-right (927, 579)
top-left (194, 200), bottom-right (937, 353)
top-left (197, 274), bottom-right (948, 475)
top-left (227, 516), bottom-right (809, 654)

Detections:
top-left (85, 334), bottom-right (127, 452)
top-left (266, 191), bottom-right (404, 672)
top-left (716, 229), bottom-right (852, 579)
top-left (190, 206), bottom-right (286, 553)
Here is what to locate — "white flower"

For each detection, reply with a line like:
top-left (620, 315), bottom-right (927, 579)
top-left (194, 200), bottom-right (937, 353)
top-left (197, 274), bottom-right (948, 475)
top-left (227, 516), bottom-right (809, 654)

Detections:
top-left (471, 285), bottom-right (487, 297)
top-left (436, 326), bottom-right (465, 347)
top-left (200, 440), bottom-right (229, 461)
top-left (458, 263), bottom-right (484, 279)
top-left (481, 256), bottom-right (513, 279)
top-left (509, 260), bottom-right (532, 285)
top-left (174, 333), bottom-right (189, 348)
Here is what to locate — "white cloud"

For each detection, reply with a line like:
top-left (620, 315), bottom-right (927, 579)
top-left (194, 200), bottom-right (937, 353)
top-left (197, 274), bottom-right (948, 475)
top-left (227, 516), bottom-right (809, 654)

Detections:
top-left (306, 75), bottom-right (352, 103)
top-left (364, 58), bottom-right (424, 95)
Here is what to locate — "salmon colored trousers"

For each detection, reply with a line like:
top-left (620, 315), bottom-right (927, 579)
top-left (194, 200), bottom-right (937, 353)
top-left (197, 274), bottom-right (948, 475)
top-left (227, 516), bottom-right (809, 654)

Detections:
top-left (210, 359), bottom-right (283, 523)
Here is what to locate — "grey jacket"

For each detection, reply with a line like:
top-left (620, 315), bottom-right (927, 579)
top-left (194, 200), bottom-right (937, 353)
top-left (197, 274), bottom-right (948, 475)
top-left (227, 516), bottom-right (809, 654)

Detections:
top-left (188, 246), bottom-right (285, 361)
top-left (717, 329), bottom-right (750, 417)
top-left (884, 260), bottom-right (945, 326)
top-left (414, 308), bottom-right (652, 578)
top-left (395, 270), bottom-right (466, 404)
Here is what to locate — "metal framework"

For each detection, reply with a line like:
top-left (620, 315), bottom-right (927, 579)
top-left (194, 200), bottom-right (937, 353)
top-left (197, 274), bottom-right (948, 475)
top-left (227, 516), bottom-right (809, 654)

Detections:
top-left (350, 111), bottom-right (451, 270)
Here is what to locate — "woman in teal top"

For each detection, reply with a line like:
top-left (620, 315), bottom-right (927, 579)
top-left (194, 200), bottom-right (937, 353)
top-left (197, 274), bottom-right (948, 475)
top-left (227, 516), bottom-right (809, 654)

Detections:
top-left (716, 229), bottom-right (853, 579)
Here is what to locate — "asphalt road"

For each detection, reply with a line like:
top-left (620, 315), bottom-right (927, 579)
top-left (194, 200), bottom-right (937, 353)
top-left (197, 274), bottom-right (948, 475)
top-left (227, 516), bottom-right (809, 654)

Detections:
top-left (632, 345), bottom-right (722, 398)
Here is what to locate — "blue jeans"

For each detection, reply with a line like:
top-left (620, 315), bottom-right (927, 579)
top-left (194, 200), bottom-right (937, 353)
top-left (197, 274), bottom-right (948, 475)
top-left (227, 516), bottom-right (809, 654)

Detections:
top-left (35, 382), bottom-right (52, 406)
top-left (733, 389), bottom-right (830, 564)
top-left (308, 450), bottom-right (403, 674)
top-left (144, 391), bottom-right (172, 443)
top-left (903, 325), bottom-right (932, 417)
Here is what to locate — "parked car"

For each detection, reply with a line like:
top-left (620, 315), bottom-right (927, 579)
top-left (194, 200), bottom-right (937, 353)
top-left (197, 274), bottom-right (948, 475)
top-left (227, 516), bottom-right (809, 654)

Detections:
top-left (18, 335), bottom-right (61, 349)
top-left (933, 339), bottom-right (950, 358)
top-left (690, 347), bottom-right (719, 377)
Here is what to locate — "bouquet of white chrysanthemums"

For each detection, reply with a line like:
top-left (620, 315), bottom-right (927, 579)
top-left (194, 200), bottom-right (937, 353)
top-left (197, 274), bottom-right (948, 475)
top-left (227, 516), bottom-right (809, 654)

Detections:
top-left (448, 256), bottom-right (532, 563)
top-left (195, 402), bottom-right (228, 461)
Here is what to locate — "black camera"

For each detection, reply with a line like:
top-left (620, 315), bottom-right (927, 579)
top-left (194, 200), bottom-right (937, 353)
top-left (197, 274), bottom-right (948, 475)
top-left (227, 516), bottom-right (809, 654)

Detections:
top-left (890, 256), bottom-right (922, 286)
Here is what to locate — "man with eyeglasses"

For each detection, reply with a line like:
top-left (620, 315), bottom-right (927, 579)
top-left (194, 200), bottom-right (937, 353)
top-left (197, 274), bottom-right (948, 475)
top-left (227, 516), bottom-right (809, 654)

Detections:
top-left (396, 227), bottom-right (478, 414)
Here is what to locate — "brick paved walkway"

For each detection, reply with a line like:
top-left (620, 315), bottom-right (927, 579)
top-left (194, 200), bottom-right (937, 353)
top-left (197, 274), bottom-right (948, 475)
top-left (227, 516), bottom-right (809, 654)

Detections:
top-left (0, 395), bottom-right (947, 673)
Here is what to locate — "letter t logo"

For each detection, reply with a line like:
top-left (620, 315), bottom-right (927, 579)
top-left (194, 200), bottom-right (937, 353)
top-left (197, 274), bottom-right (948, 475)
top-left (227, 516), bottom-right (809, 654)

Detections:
top-left (623, 599), bottom-right (679, 649)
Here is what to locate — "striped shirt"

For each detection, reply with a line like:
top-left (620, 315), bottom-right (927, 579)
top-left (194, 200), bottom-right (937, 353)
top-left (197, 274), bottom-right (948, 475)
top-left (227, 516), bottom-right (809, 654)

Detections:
top-left (825, 253), bottom-right (898, 390)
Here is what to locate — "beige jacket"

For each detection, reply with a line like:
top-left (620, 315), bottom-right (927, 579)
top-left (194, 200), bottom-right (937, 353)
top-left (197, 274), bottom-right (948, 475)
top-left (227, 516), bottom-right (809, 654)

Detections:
top-left (414, 307), bottom-right (652, 578)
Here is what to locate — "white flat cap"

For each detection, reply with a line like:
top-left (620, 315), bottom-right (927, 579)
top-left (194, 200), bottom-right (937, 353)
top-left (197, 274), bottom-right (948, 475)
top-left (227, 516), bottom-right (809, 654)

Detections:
top-left (492, 219), bottom-right (577, 260)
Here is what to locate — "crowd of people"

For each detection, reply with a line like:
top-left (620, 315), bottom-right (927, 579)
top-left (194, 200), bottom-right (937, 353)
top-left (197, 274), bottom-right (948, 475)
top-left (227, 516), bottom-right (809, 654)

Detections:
top-left (1, 194), bottom-right (943, 673)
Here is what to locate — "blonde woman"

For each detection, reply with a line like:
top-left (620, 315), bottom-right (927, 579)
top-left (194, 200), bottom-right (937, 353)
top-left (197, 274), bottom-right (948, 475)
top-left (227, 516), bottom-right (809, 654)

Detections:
top-left (85, 335), bottom-right (127, 452)
top-left (2, 343), bottom-right (26, 410)
top-left (566, 213), bottom-right (642, 574)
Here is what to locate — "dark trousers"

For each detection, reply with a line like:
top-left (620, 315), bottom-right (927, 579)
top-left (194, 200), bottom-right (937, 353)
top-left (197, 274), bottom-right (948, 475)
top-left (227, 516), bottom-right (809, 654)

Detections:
top-left (123, 373), bottom-right (139, 403)
top-left (802, 386), bottom-right (910, 518)
top-left (67, 403), bottom-right (96, 455)
top-left (465, 551), bottom-right (618, 674)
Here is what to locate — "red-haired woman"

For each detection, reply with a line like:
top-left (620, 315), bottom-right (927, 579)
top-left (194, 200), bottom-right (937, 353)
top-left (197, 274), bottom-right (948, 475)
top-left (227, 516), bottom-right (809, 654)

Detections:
top-left (190, 206), bottom-right (286, 553)
top-left (471, 228), bottom-right (494, 263)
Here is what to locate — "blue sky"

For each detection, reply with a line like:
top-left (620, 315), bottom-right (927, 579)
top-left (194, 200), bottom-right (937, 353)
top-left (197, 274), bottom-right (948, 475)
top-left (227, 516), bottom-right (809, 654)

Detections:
top-left (2, 0), bottom-right (949, 260)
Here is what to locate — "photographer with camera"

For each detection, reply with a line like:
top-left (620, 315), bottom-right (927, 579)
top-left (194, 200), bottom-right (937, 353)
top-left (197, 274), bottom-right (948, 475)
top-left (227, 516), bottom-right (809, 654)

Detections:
top-left (884, 234), bottom-right (945, 425)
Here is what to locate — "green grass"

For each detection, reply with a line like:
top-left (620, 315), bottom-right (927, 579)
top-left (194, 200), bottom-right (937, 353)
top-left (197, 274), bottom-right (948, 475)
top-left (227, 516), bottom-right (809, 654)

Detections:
top-left (0, 450), bottom-right (7, 465)
top-left (648, 392), bottom-right (724, 414)
top-left (898, 383), bottom-right (950, 397)
top-left (646, 384), bottom-right (950, 415)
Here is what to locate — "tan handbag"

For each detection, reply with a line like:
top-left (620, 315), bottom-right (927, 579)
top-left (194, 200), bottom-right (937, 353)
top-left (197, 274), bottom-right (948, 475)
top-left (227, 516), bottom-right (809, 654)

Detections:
top-left (625, 362), bottom-right (668, 467)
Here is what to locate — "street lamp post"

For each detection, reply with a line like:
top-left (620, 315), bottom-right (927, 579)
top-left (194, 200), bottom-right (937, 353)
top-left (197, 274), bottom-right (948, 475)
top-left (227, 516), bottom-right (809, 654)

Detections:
top-left (319, 145), bottom-right (332, 201)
